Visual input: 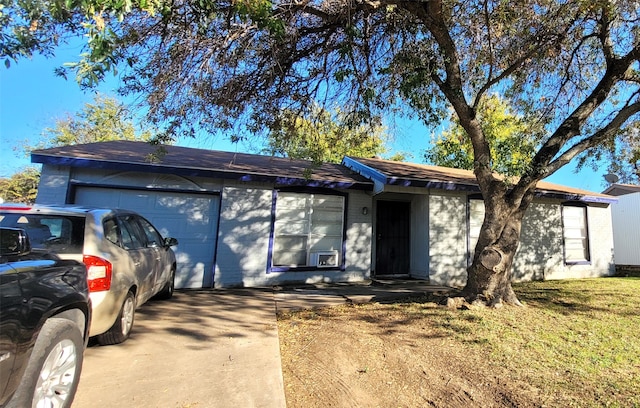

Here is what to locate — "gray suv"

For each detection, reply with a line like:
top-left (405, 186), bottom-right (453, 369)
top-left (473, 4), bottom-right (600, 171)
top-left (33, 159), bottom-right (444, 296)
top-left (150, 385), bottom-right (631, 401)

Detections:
top-left (0, 204), bottom-right (178, 345)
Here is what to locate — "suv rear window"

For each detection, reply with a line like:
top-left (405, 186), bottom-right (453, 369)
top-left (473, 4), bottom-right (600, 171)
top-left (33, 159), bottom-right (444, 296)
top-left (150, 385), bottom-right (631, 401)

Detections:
top-left (0, 213), bottom-right (85, 254)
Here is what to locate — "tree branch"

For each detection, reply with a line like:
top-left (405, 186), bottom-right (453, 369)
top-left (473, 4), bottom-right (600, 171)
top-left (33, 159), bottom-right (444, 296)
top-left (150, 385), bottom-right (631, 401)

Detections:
top-left (547, 100), bottom-right (640, 175)
top-left (530, 46), bottom-right (640, 177)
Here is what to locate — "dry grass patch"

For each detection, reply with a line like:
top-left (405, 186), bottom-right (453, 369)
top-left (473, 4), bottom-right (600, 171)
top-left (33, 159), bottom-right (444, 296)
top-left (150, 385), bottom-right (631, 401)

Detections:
top-left (278, 278), bottom-right (640, 408)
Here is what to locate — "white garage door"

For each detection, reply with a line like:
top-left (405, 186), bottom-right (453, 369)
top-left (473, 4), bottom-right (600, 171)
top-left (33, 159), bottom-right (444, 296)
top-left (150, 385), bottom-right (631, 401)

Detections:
top-left (74, 187), bottom-right (220, 289)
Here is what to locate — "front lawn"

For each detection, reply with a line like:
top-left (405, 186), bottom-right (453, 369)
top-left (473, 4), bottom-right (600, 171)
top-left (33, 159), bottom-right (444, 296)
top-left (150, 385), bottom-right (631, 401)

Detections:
top-left (278, 278), bottom-right (640, 407)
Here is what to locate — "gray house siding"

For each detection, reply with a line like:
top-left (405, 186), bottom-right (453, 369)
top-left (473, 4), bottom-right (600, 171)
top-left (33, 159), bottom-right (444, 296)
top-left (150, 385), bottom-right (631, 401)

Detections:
top-left (215, 184), bottom-right (273, 288)
top-left (551, 203), bottom-right (615, 279)
top-left (513, 200), bottom-right (562, 282)
top-left (462, 197), bottom-right (614, 286)
top-left (410, 194), bottom-right (429, 279)
top-left (428, 193), bottom-right (468, 287)
top-left (369, 191), bottom-right (615, 288)
top-left (215, 184), bottom-right (373, 288)
top-left (610, 193), bottom-right (640, 267)
top-left (343, 191), bottom-right (373, 281)
top-left (516, 201), bottom-right (614, 281)
top-left (37, 164), bottom-right (72, 203)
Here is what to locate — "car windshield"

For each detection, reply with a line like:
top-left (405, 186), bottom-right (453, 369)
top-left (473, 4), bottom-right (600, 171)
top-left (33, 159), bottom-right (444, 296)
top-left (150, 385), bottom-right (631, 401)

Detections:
top-left (0, 213), bottom-right (85, 254)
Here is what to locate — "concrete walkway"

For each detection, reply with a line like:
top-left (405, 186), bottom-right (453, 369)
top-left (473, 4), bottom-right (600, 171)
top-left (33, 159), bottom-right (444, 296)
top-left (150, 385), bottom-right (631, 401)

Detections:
top-left (73, 281), bottom-right (451, 408)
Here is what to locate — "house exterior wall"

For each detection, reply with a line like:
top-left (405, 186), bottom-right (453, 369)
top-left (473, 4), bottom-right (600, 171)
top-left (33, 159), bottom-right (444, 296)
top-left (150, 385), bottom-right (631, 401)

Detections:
top-left (544, 203), bottom-right (615, 279)
top-left (513, 200), bottom-right (563, 281)
top-left (610, 193), bottom-right (640, 266)
top-left (428, 193), bottom-right (468, 287)
top-left (36, 162), bottom-right (614, 290)
top-left (469, 198), bottom-right (615, 282)
top-left (215, 182), bottom-right (373, 288)
top-left (410, 195), bottom-right (429, 279)
top-left (214, 183), bottom-right (273, 287)
top-left (576, 203), bottom-right (615, 277)
top-left (37, 164), bottom-right (72, 204)
top-left (422, 194), bottom-right (614, 287)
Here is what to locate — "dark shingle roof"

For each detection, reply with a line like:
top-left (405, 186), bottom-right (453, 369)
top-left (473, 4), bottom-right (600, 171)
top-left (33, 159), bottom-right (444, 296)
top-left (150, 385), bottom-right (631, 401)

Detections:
top-left (31, 141), bottom-right (616, 203)
top-left (31, 141), bottom-right (373, 190)
top-left (344, 156), bottom-right (616, 203)
top-left (602, 183), bottom-right (640, 196)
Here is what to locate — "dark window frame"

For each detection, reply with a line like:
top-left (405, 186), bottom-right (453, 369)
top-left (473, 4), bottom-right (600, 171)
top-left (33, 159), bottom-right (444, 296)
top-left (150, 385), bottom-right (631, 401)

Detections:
top-left (561, 202), bottom-right (591, 265)
top-left (267, 187), bottom-right (348, 273)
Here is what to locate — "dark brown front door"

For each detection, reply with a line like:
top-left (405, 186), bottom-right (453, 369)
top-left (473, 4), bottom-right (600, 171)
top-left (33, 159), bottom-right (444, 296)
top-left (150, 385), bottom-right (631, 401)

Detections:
top-left (375, 200), bottom-right (410, 276)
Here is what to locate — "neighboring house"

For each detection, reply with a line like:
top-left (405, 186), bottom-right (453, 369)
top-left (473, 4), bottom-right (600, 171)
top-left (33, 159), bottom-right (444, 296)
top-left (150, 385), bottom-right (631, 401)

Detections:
top-left (602, 184), bottom-right (640, 271)
top-left (31, 141), bottom-right (616, 289)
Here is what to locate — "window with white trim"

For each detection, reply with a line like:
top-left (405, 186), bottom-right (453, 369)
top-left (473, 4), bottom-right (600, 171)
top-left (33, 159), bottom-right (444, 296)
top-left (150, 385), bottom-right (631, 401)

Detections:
top-left (562, 205), bottom-right (590, 263)
top-left (272, 192), bottom-right (345, 269)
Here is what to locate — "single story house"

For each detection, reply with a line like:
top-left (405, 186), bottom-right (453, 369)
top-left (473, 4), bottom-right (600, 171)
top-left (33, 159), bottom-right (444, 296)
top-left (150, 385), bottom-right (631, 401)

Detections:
top-left (602, 183), bottom-right (640, 270)
top-left (32, 141), bottom-right (616, 289)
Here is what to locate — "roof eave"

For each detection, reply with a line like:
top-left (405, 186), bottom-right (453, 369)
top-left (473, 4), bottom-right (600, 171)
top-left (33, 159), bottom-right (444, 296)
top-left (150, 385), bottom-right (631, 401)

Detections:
top-left (343, 157), bottom-right (615, 203)
top-left (32, 154), bottom-right (373, 191)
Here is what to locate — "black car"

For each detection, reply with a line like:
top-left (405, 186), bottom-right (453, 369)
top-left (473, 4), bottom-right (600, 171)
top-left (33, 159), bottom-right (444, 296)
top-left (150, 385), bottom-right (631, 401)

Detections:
top-left (0, 227), bottom-right (91, 408)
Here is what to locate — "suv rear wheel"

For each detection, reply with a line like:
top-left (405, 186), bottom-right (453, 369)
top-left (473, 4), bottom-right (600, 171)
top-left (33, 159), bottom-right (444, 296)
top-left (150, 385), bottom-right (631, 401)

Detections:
top-left (96, 291), bottom-right (136, 346)
top-left (7, 318), bottom-right (83, 408)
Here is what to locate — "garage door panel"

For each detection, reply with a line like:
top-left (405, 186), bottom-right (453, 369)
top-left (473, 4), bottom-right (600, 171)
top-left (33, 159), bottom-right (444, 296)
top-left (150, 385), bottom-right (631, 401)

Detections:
top-left (120, 193), bottom-right (153, 211)
top-left (152, 217), bottom-right (184, 239)
top-left (74, 187), bottom-right (219, 289)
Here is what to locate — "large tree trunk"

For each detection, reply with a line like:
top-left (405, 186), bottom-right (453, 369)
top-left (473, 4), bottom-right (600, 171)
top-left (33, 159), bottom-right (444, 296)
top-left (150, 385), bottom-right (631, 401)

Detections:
top-left (461, 189), bottom-right (535, 307)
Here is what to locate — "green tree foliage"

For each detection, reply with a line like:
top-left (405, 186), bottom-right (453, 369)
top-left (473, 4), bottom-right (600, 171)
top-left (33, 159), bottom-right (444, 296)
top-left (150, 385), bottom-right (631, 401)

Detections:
top-left (265, 108), bottom-right (387, 163)
top-left (3, 0), bottom-right (638, 305)
top-left (0, 167), bottom-right (40, 204)
top-left (32, 94), bottom-right (153, 150)
top-left (618, 131), bottom-right (640, 184)
top-left (605, 126), bottom-right (640, 184)
top-left (425, 96), bottom-right (541, 177)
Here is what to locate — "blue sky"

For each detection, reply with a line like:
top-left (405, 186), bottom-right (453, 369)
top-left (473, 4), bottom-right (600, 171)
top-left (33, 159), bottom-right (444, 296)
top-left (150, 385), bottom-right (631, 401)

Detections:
top-left (0, 46), bottom-right (610, 193)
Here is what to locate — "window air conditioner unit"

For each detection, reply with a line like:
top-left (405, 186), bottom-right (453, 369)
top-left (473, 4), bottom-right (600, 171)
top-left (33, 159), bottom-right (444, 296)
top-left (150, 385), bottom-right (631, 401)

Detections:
top-left (309, 250), bottom-right (339, 268)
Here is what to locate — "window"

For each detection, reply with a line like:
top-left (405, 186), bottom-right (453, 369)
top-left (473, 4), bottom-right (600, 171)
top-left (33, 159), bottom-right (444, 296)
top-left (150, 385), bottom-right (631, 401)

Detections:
top-left (137, 217), bottom-right (164, 247)
top-left (562, 205), bottom-right (590, 263)
top-left (0, 213), bottom-right (84, 253)
top-left (271, 192), bottom-right (345, 270)
top-left (104, 218), bottom-right (120, 246)
top-left (118, 215), bottom-right (146, 250)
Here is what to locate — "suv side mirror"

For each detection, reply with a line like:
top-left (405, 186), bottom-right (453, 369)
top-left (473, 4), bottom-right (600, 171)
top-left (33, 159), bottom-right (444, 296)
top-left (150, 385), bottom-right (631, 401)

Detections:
top-left (1, 227), bottom-right (32, 256)
top-left (164, 237), bottom-right (178, 247)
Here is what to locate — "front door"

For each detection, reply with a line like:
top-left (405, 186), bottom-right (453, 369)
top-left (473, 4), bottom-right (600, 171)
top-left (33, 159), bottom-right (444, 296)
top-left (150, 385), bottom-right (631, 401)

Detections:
top-left (375, 200), bottom-right (410, 276)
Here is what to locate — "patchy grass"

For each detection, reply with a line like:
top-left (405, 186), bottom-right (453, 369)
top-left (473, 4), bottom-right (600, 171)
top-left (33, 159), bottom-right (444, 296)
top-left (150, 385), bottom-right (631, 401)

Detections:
top-left (441, 278), bottom-right (640, 406)
top-left (278, 278), bottom-right (640, 407)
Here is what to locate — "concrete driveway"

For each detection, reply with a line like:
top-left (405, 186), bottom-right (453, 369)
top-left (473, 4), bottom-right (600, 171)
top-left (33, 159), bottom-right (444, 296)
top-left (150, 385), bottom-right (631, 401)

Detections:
top-left (73, 289), bottom-right (286, 408)
top-left (73, 281), bottom-right (446, 407)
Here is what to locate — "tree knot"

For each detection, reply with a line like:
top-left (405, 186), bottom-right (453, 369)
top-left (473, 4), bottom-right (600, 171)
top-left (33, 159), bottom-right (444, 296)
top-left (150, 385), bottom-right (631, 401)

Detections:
top-left (479, 246), bottom-right (505, 271)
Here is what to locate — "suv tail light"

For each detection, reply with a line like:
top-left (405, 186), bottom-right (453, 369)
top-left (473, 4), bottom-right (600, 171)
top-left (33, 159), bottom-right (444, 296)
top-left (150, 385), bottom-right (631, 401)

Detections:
top-left (83, 255), bottom-right (112, 292)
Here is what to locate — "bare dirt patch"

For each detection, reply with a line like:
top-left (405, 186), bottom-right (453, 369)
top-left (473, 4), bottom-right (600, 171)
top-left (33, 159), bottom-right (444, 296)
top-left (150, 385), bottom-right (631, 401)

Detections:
top-left (278, 302), bottom-right (544, 408)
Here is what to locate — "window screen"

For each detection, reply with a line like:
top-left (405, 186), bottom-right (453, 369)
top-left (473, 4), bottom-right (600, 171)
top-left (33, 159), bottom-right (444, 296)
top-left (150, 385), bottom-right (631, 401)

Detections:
top-left (562, 205), bottom-right (590, 263)
top-left (272, 192), bottom-right (344, 268)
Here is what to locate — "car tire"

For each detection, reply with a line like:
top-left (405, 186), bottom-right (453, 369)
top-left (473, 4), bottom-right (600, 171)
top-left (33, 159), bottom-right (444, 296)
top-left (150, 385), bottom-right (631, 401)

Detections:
top-left (96, 291), bottom-right (136, 346)
top-left (6, 318), bottom-right (83, 408)
top-left (155, 268), bottom-right (175, 300)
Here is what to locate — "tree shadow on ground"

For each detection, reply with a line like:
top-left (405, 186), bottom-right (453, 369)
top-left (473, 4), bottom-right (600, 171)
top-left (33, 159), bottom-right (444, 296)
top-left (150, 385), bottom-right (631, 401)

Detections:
top-left (278, 277), bottom-right (640, 343)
